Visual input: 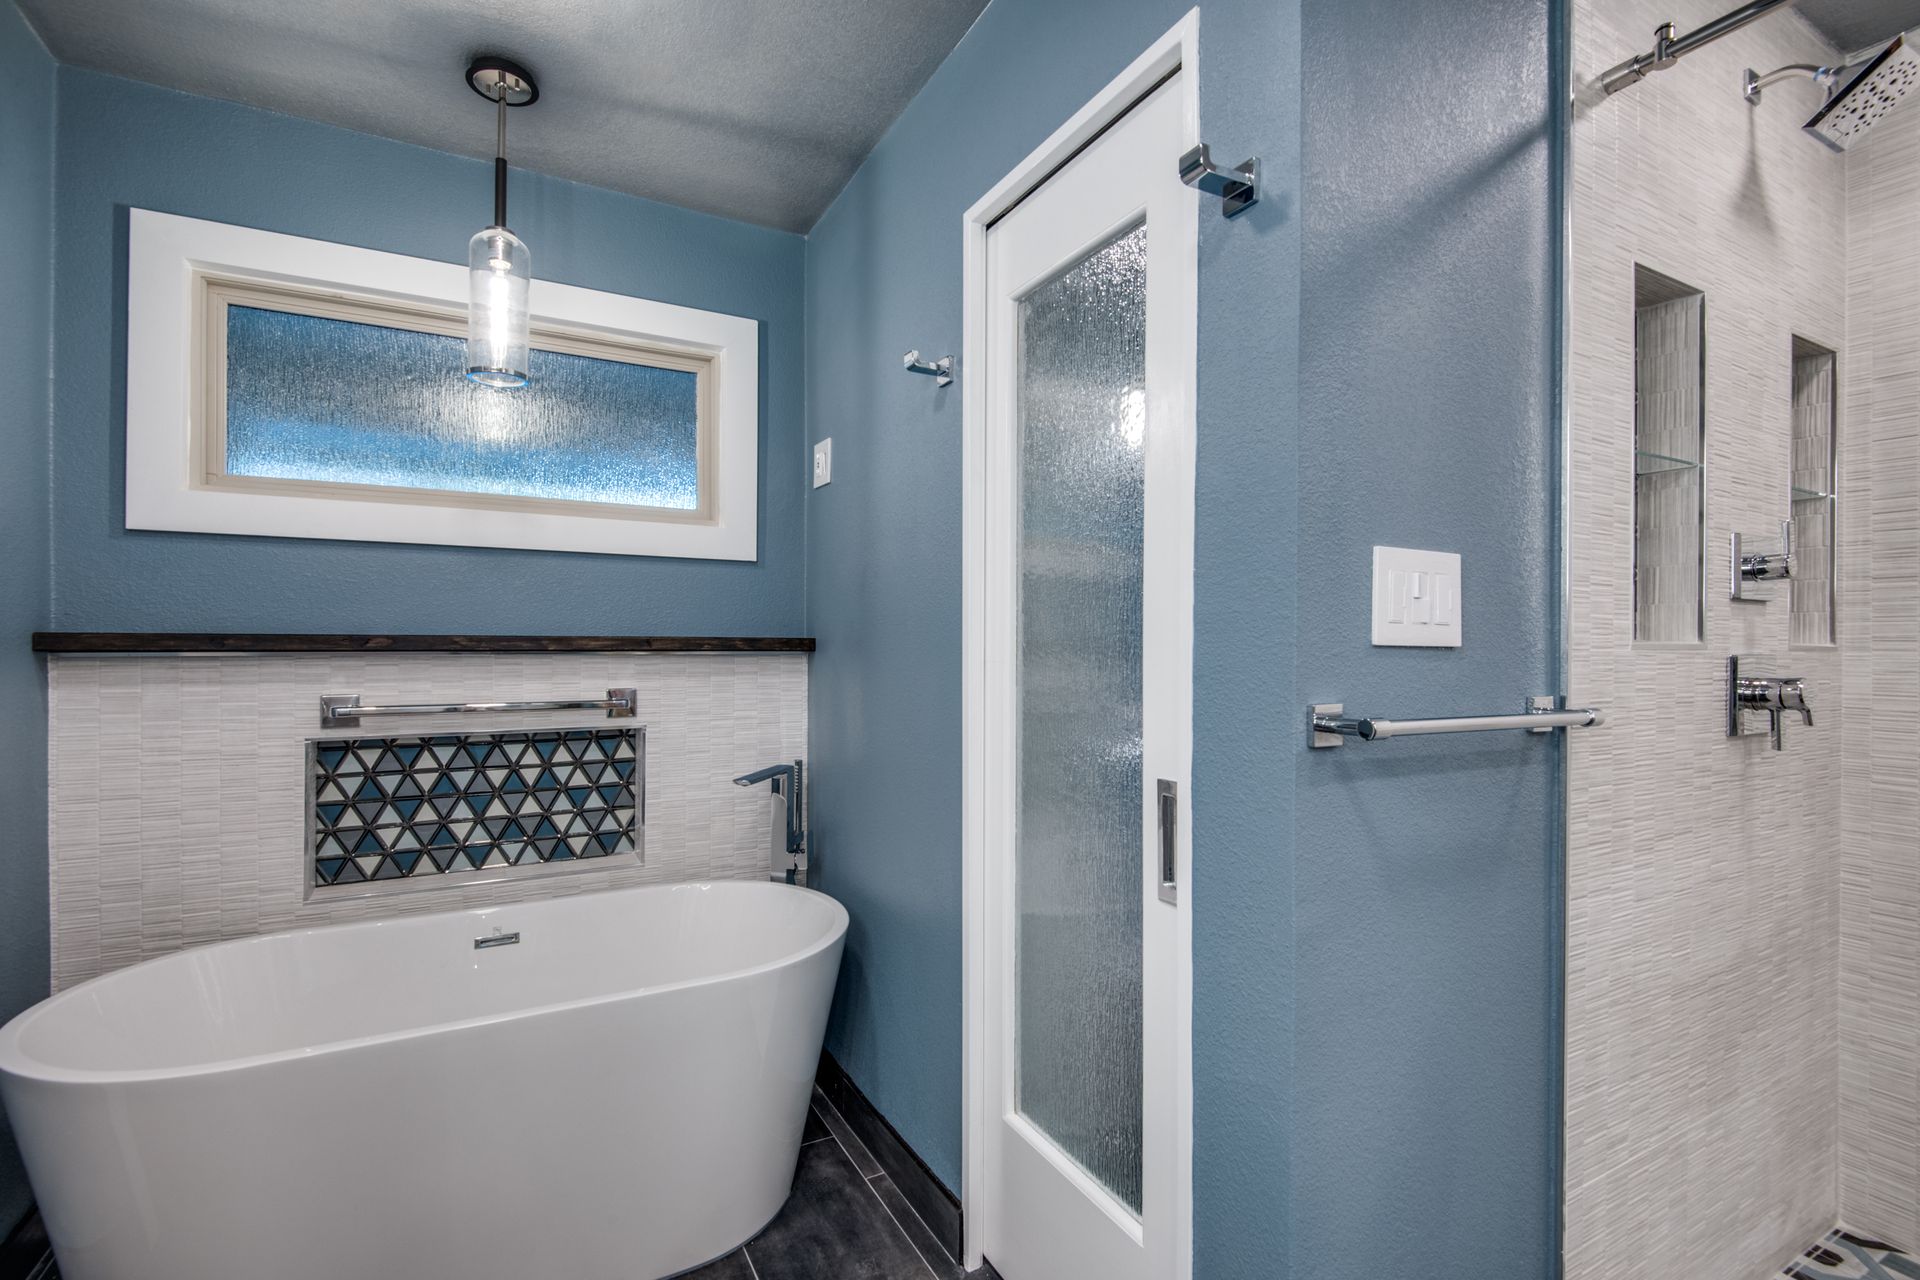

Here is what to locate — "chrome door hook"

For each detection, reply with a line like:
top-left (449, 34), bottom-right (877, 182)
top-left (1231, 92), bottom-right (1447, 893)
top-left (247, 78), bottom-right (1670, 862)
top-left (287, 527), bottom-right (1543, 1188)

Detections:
top-left (1177, 143), bottom-right (1259, 218)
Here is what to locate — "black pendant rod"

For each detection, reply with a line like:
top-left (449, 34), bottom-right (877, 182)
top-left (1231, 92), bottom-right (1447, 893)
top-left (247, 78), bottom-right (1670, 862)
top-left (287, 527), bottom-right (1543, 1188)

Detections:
top-left (466, 55), bottom-right (537, 230)
top-left (493, 90), bottom-right (509, 229)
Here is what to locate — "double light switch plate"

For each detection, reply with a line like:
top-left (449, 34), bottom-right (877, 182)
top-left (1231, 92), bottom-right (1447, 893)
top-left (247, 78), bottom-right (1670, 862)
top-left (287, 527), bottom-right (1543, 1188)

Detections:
top-left (1372, 546), bottom-right (1462, 648)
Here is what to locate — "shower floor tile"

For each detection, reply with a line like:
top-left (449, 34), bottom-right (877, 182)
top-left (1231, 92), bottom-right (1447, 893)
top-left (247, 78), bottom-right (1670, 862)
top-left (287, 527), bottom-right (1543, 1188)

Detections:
top-left (1779, 1228), bottom-right (1920, 1279)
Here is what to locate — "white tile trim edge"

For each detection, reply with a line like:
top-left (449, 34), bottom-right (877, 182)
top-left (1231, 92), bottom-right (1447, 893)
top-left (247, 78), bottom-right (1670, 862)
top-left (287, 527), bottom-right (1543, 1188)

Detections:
top-left (125, 209), bottom-right (761, 561)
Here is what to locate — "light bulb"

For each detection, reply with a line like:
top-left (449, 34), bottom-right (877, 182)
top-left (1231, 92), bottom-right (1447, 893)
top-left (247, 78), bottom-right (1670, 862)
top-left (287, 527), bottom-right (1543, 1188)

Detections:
top-left (466, 227), bottom-right (530, 388)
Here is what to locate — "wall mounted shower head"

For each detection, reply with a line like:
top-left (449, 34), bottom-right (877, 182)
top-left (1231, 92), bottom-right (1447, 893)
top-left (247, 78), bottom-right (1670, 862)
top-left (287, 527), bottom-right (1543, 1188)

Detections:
top-left (1805, 34), bottom-right (1920, 149)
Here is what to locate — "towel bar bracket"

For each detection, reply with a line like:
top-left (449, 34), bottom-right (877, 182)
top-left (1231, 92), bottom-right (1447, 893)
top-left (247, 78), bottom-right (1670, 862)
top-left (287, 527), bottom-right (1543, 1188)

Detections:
top-left (1310, 702), bottom-right (1348, 750)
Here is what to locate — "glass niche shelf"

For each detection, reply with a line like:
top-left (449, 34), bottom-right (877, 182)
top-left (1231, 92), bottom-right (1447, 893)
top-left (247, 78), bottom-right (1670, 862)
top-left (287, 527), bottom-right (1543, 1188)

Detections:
top-left (1635, 449), bottom-right (1702, 476)
top-left (1791, 486), bottom-right (1833, 501)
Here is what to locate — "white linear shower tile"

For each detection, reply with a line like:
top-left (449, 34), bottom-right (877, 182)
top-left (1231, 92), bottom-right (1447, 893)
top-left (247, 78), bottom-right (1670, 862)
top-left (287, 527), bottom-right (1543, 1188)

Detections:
top-left (1566, 2), bottom-right (1849, 1278)
top-left (48, 652), bottom-right (807, 988)
top-left (1838, 93), bottom-right (1920, 1248)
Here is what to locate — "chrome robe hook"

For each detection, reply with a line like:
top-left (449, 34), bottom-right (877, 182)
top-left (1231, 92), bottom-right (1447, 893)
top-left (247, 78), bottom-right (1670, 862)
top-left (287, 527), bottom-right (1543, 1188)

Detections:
top-left (1177, 143), bottom-right (1259, 218)
top-left (903, 350), bottom-right (954, 388)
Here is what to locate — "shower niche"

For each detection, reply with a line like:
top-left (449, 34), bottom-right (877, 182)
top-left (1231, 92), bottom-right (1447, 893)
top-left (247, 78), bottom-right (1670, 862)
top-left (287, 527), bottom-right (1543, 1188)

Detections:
top-left (1725, 338), bottom-right (1837, 639)
top-left (1632, 265), bottom-right (1706, 644)
top-left (1789, 337), bottom-right (1836, 647)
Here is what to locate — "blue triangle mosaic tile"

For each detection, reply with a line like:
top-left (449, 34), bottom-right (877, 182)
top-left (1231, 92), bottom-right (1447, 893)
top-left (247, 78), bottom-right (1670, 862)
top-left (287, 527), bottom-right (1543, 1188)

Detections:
top-left (310, 727), bottom-right (641, 888)
top-left (1780, 1228), bottom-right (1920, 1280)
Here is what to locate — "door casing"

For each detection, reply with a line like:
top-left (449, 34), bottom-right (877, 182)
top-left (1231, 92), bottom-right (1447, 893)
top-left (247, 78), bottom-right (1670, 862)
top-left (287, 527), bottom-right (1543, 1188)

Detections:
top-left (959, 11), bottom-right (1200, 1276)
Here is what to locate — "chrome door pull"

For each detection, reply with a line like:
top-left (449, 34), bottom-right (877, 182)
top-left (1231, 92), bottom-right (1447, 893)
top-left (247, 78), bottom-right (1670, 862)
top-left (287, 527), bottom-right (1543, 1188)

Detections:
top-left (1157, 779), bottom-right (1178, 905)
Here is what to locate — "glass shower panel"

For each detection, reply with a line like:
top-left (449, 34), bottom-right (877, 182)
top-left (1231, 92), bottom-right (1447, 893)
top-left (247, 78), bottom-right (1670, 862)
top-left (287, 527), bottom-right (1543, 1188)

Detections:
top-left (1633, 267), bottom-right (1706, 643)
top-left (1790, 339), bottom-right (1837, 647)
top-left (1014, 222), bottom-right (1148, 1215)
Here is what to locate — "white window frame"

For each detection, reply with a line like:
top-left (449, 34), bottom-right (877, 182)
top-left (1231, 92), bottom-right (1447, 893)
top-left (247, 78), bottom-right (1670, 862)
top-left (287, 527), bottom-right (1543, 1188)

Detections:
top-left (127, 208), bottom-right (761, 561)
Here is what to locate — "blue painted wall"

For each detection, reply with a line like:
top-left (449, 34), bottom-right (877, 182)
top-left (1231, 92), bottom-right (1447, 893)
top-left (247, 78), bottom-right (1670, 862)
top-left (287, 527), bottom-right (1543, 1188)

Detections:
top-left (49, 69), bottom-right (807, 635)
top-left (0, 1), bottom-right (56, 1231)
top-left (1292, 0), bottom-right (1559, 1274)
top-left (803, 2), bottom-right (1301, 1276)
top-left (805, 0), bottom-right (1558, 1277)
top-left (0, 57), bottom-right (807, 1226)
top-left (6, 0), bottom-right (1558, 1266)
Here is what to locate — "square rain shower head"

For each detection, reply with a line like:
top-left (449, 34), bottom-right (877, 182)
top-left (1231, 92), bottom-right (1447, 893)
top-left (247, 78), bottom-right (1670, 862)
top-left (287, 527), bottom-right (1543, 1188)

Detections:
top-left (1807, 33), bottom-right (1920, 149)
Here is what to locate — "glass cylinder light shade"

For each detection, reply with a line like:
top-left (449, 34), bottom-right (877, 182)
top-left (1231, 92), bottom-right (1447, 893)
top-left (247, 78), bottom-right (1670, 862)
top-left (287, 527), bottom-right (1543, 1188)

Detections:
top-left (466, 227), bottom-right (531, 388)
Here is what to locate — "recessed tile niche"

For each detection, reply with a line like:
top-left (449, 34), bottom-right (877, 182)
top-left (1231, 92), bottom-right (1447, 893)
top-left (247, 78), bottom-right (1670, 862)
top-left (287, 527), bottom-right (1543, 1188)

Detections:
top-left (1632, 265), bottom-right (1706, 644)
top-left (1790, 337), bottom-right (1837, 648)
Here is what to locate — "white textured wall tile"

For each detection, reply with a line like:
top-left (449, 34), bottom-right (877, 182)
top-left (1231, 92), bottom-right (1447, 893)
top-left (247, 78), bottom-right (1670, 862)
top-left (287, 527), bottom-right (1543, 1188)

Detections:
top-left (1838, 98), bottom-right (1920, 1247)
top-left (48, 653), bottom-right (807, 988)
top-left (1566, 2), bottom-right (1846, 1277)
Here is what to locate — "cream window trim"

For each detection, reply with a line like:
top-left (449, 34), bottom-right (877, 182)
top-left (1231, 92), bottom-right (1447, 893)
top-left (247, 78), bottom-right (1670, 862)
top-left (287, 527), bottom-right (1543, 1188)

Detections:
top-left (128, 208), bottom-right (760, 561)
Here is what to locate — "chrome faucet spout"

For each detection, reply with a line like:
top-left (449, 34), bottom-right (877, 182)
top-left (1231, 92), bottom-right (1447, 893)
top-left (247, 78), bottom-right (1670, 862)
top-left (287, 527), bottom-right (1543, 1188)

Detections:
top-left (733, 760), bottom-right (808, 861)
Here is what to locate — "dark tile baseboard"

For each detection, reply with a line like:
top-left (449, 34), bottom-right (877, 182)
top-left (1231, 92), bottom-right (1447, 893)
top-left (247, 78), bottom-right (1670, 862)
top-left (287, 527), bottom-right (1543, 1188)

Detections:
top-left (816, 1051), bottom-right (964, 1265)
top-left (0, 1210), bottom-right (51, 1280)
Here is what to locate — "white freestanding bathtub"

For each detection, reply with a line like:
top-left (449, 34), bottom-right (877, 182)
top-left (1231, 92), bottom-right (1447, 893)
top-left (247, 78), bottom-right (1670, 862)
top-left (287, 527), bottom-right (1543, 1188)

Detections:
top-left (0, 880), bottom-right (847, 1280)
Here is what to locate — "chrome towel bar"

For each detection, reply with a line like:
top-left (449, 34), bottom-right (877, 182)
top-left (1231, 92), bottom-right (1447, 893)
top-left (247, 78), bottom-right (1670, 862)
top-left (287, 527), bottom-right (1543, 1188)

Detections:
top-left (320, 689), bottom-right (636, 730)
top-left (1310, 696), bottom-right (1604, 748)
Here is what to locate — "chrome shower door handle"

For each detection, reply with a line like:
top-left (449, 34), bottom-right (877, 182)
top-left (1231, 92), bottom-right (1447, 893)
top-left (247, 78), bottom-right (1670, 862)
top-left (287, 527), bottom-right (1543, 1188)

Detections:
top-left (1157, 779), bottom-right (1178, 906)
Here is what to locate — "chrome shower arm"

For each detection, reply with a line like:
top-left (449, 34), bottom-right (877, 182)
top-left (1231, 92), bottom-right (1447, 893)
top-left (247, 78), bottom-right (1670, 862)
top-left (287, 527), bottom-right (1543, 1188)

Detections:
top-left (1601, 0), bottom-right (1793, 95)
top-left (1743, 63), bottom-right (1842, 103)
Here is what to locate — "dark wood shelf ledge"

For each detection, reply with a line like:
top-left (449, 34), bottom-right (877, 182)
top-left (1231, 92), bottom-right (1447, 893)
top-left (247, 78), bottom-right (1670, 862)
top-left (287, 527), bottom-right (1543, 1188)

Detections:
top-left (33, 633), bottom-right (815, 655)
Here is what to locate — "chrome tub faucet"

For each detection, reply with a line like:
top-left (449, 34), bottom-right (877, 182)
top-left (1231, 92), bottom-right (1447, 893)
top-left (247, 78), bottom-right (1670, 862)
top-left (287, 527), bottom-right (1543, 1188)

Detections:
top-left (734, 760), bottom-right (809, 882)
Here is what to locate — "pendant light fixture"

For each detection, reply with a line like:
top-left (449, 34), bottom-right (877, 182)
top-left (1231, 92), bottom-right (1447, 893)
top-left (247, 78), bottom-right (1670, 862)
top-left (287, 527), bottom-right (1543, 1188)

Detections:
top-left (464, 56), bottom-right (539, 388)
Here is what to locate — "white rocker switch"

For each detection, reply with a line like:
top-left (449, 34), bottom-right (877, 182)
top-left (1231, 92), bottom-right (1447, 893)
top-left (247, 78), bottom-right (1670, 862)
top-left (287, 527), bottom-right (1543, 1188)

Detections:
top-left (1372, 547), bottom-right (1462, 648)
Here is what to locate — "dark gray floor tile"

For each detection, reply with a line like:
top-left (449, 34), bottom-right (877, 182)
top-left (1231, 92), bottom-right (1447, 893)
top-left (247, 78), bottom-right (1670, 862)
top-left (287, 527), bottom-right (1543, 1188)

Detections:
top-left (802, 1103), bottom-right (831, 1145)
top-left (817, 1066), bottom-right (962, 1261)
top-left (744, 1139), bottom-right (933, 1280)
top-left (3, 1212), bottom-right (53, 1280)
top-left (674, 1248), bottom-right (756, 1279)
top-left (869, 1173), bottom-right (963, 1280)
top-left (811, 1086), bottom-right (883, 1178)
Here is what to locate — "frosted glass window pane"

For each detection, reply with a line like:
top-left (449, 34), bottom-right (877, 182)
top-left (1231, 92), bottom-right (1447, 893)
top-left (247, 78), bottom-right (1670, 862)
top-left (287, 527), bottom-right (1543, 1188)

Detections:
top-left (1015, 221), bottom-right (1147, 1215)
top-left (224, 306), bottom-right (700, 509)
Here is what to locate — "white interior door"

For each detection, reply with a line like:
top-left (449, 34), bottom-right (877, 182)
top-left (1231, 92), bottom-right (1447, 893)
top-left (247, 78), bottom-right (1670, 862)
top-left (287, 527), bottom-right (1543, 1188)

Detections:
top-left (972, 68), bottom-right (1195, 1280)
